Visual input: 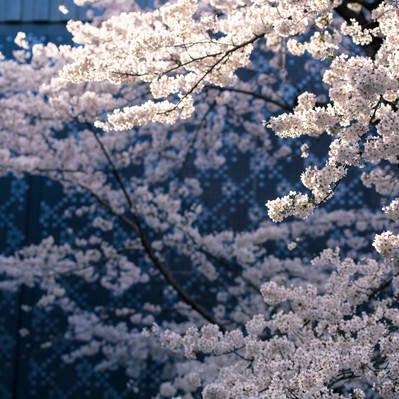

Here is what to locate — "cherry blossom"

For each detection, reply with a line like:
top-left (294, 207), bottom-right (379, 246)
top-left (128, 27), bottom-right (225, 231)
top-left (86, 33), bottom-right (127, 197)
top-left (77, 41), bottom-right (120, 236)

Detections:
top-left (0, 0), bottom-right (398, 397)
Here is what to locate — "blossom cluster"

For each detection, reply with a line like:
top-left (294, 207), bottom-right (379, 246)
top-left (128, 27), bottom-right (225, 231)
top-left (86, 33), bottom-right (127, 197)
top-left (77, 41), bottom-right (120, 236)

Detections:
top-left (0, 0), bottom-right (398, 397)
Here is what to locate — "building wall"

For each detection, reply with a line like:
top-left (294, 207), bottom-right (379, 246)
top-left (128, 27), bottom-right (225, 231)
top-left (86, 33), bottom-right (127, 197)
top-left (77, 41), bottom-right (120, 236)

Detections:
top-left (0, 0), bottom-right (87, 22)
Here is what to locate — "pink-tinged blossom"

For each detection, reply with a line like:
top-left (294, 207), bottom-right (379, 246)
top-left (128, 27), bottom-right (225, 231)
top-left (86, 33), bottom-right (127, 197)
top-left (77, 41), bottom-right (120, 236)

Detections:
top-left (0, 0), bottom-right (398, 397)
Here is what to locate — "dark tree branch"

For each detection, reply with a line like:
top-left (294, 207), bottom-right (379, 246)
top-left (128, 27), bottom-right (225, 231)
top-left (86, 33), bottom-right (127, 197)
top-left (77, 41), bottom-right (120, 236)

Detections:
top-left (204, 84), bottom-right (293, 111)
top-left (68, 176), bottom-right (225, 331)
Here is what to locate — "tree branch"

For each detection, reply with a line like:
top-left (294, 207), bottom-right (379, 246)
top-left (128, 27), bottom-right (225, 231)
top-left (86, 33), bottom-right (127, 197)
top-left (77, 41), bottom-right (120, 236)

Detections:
top-left (204, 84), bottom-right (293, 111)
top-left (70, 178), bottom-right (225, 331)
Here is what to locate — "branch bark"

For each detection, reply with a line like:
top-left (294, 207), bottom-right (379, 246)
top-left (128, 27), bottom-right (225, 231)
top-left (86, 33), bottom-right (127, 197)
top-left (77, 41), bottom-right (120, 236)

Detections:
top-left (79, 131), bottom-right (226, 331)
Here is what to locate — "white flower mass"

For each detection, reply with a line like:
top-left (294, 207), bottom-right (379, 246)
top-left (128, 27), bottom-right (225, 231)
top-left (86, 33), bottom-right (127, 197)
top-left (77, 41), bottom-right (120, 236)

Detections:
top-left (0, 0), bottom-right (398, 397)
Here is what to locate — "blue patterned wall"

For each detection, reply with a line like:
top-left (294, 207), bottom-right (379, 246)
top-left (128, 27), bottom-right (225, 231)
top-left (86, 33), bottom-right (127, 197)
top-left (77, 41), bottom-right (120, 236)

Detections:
top-left (0, 0), bottom-right (87, 22)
